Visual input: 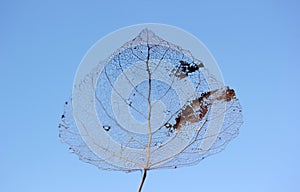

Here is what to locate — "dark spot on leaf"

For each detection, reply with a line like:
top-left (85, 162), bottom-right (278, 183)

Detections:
top-left (103, 125), bottom-right (111, 131)
top-left (173, 115), bottom-right (181, 130)
top-left (164, 123), bottom-right (172, 128)
top-left (69, 147), bottom-right (75, 153)
top-left (178, 60), bottom-right (200, 76)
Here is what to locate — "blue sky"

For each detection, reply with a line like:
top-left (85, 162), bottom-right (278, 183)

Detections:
top-left (0, 0), bottom-right (299, 191)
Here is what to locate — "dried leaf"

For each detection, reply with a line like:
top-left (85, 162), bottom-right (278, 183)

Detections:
top-left (59, 26), bottom-right (243, 191)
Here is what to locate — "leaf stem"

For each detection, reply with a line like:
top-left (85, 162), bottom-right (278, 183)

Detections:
top-left (138, 169), bottom-right (147, 192)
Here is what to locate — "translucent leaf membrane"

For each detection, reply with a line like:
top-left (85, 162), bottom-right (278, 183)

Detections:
top-left (59, 27), bottom-right (243, 173)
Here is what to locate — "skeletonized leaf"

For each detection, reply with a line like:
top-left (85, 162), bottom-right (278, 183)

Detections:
top-left (59, 24), bottom-right (243, 191)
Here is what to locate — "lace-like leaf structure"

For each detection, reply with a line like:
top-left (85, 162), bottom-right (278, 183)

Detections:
top-left (59, 28), bottom-right (243, 172)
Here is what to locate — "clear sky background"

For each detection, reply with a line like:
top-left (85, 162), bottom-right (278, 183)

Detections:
top-left (1, 0), bottom-right (299, 192)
